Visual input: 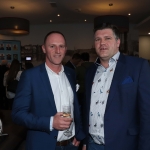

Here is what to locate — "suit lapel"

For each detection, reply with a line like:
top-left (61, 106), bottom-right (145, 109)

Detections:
top-left (105, 54), bottom-right (127, 112)
top-left (39, 64), bottom-right (57, 113)
top-left (64, 67), bottom-right (76, 93)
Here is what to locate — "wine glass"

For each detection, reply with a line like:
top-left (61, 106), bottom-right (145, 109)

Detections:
top-left (0, 119), bottom-right (8, 136)
top-left (0, 119), bottom-right (3, 136)
top-left (63, 105), bottom-right (72, 137)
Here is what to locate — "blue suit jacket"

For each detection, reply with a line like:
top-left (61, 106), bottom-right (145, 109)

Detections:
top-left (83, 54), bottom-right (150, 150)
top-left (11, 63), bottom-right (85, 150)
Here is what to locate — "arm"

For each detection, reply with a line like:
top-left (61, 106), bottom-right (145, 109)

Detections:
top-left (16, 71), bottom-right (22, 81)
top-left (12, 70), bottom-right (73, 133)
top-left (82, 145), bottom-right (86, 150)
top-left (3, 71), bottom-right (8, 86)
top-left (11, 70), bottom-right (50, 132)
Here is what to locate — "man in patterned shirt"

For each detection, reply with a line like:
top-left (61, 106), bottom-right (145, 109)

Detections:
top-left (82, 23), bottom-right (150, 150)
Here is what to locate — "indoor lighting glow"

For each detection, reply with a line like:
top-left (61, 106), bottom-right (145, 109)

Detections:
top-left (148, 33), bottom-right (150, 35)
top-left (10, 6), bottom-right (15, 9)
top-left (0, 17), bottom-right (29, 35)
top-left (57, 14), bottom-right (60, 17)
top-left (14, 25), bottom-right (18, 29)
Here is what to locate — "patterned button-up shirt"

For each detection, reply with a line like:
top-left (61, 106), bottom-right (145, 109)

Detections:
top-left (89, 52), bottom-right (120, 144)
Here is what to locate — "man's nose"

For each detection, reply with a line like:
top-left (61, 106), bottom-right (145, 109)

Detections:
top-left (55, 47), bottom-right (60, 53)
top-left (100, 39), bottom-right (105, 44)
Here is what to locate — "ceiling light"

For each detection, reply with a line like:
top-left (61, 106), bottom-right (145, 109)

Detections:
top-left (109, 3), bottom-right (113, 6)
top-left (128, 13), bottom-right (131, 16)
top-left (10, 6), bottom-right (15, 9)
top-left (57, 14), bottom-right (60, 17)
top-left (84, 19), bottom-right (87, 22)
top-left (108, 3), bottom-right (113, 13)
top-left (50, 20), bottom-right (52, 22)
top-left (148, 33), bottom-right (150, 35)
top-left (0, 17), bottom-right (30, 35)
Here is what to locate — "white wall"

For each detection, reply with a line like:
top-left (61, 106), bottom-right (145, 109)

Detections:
top-left (2, 23), bottom-right (150, 64)
top-left (0, 23), bottom-right (94, 50)
top-left (0, 23), bottom-right (140, 52)
top-left (139, 36), bottom-right (150, 60)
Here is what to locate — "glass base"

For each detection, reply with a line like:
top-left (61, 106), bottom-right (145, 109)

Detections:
top-left (64, 130), bottom-right (72, 137)
top-left (0, 133), bottom-right (8, 136)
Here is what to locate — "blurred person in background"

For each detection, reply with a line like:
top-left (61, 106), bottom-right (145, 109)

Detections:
top-left (25, 62), bottom-right (34, 70)
top-left (65, 53), bottom-right (81, 70)
top-left (3, 59), bottom-right (22, 109)
top-left (0, 60), bottom-right (9, 109)
top-left (75, 52), bottom-right (93, 106)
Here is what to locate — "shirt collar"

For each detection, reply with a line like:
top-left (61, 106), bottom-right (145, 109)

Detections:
top-left (95, 51), bottom-right (120, 66)
top-left (45, 63), bottom-right (64, 75)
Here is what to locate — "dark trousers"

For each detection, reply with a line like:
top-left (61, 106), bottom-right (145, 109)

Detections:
top-left (88, 136), bottom-right (105, 150)
top-left (55, 141), bottom-right (78, 150)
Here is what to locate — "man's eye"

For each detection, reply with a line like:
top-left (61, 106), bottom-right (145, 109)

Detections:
top-left (105, 37), bottom-right (111, 40)
top-left (50, 45), bottom-right (55, 48)
top-left (95, 38), bottom-right (100, 41)
top-left (60, 45), bottom-right (65, 48)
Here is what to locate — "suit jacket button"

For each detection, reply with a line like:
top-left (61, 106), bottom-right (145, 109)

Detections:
top-left (54, 136), bottom-right (57, 139)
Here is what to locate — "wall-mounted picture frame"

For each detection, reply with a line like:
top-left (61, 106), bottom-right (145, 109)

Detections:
top-left (0, 40), bottom-right (21, 64)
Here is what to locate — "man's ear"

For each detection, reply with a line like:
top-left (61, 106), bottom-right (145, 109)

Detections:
top-left (42, 45), bottom-right (46, 53)
top-left (117, 39), bottom-right (120, 48)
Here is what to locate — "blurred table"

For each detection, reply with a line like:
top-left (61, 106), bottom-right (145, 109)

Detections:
top-left (0, 110), bottom-right (27, 150)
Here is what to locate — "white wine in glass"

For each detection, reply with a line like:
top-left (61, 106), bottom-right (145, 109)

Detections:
top-left (63, 106), bottom-right (71, 118)
top-left (63, 105), bottom-right (72, 137)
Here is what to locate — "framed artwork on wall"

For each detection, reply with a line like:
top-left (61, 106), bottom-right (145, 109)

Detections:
top-left (0, 40), bottom-right (21, 64)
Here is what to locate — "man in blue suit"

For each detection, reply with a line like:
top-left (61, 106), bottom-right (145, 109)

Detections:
top-left (82, 23), bottom-right (150, 150)
top-left (11, 31), bottom-right (85, 150)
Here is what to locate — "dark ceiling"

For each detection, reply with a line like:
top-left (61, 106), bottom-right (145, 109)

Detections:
top-left (0, 0), bottom-right (150, 36)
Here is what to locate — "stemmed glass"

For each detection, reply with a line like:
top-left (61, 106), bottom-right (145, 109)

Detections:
top-left (63, 105), bottom-right (72, 137)
top-left (0, 119), bottom-right (8, 136)
top-left (0, 119), bottom-right (3, 136)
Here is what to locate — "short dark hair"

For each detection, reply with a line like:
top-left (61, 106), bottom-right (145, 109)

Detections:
top-left (72, 53), bottom-right (81, 60)
top-left (81, 52), bottom-right (90, 61)
top-left (43, 31), bottom-right (67, 45)
top-left (94, 23), bottom-right (120, 39)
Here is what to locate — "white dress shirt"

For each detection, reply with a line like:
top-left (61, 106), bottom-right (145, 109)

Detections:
top-left (89, 52), bottom-right (120, 144)
top-left (45, 64), bottom-right (75, 141)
